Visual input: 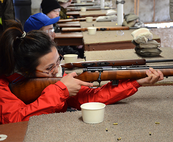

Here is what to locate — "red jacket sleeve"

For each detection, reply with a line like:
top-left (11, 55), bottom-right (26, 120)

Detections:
top-left (67, 79), bottom-right (141, 109)
top-left (0, 78), bottom-right (69, 124)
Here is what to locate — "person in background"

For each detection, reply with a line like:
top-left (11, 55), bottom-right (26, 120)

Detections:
top-left (41, 0), bottom-right (61, 33)
top-left (24, 13), bottom-right (60, 40)
top-left (0, 0), bottom-right (15, 36)
top-left (0, 20), bottom-right (164, 124)
top-left (41, 0), bottom-right (85, 59)
top-left (24, 12), bottom-right (78, 60)
top-left (58, 0), bottom-right (73, 19)
top-left (24, 12), bottom-right (63, 72)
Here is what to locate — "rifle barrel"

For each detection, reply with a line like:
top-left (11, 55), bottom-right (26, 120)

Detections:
top-left (146, 59), bottom-right (173, 63)
top-left (61, 59), bottom-right (173, 69)
top-left (61, 59), bottom-right (146, 69)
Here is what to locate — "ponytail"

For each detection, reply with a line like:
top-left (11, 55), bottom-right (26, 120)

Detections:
top-left (0, 20), bottom-right (23, 76)
top-left (0, 20), bottom-right (56, 77)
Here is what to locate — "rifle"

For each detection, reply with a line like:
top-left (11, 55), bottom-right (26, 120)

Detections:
top-left (11, 65), bottom-right (173, 104)
top-left (61, 26), bottom-right (156, 32)
top-left (61, 26), bottom-right (130, 32)
top-left (61, 59), bottom-right (173, 69)
top-left (58, 17), bottom-right (97, 23)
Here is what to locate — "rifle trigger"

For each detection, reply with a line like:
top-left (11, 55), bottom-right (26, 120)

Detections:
top-left (111, 80), bottom-right (119, 86)
top-left (97, 71), bottom-right (102, 87)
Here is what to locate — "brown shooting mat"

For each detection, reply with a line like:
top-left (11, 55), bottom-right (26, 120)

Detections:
top-left (23, 85), bottom-right (173, 142)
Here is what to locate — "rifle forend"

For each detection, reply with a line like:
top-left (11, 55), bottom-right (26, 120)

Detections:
top-left (75, 66), bottom-right (173, 82)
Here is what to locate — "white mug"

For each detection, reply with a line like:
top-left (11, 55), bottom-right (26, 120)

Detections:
top-left (81, 7), bottom-right (86, 12)
top-left (86, 17), bottom-right (93, 23)
top-left (87, 27), bottom-right (97, 35)
top-left (81, 102), bottom-right (106, 124)
top-left (64, 54), bottom-right (78, 63)
top-left (77, 0), bottom-right (80, 3)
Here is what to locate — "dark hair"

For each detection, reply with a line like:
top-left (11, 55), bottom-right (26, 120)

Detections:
top-left (0, 20), bottom-right (56, 77)
top-left (41, 0), bottom-right (61, 15)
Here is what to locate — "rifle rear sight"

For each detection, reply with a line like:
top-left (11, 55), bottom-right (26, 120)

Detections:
top-left (81, 62), bottom-right (110, 67)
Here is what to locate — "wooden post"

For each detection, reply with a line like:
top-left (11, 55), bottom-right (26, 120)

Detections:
top-left (134, 0), bottom-right (139, 16)
top-left (153, 0), bottom-right (155, 22)
top-left (137, 0), bottom-right (140, 16)
top-left (134, 0), bottom-right (136, 15)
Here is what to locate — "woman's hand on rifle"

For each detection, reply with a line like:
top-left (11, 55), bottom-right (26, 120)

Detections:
top-left (136, 68), bottom-right (164, 85)
top-left (60, 72), bottom-right (93, 96)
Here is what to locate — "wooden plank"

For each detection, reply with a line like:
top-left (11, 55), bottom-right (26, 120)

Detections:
top-left (84, 38), bottom-right (160, 51)
top-left (54, 32), bottom-right (83, 46)
top-left (0, 121), bottom-right (28, 142)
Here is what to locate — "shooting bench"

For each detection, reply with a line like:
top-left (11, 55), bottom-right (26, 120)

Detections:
top-left (80, 21), bottom-right (160, 51)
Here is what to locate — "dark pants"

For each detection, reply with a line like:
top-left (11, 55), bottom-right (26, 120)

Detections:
top-left (0, 24), bottom-right (3, 38)
top-left (58, 45), bottom-right (85, 59)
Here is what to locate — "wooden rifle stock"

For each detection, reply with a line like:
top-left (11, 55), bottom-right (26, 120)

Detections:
top-left (61, 59), bottom-right (173, 69)
top-left (10, 78), bottom-right (61, 104)
top-left (61, 26), bottom-right (130, 32)
top-left (11, 66), bottom-right (173, 104)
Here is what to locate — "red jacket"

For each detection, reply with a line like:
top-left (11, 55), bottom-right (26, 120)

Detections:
top-left (0, 73), bottom-right (140, 124)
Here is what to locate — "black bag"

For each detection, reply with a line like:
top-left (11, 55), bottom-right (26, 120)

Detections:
top-left (135, 47), bottom-right (162, 57)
